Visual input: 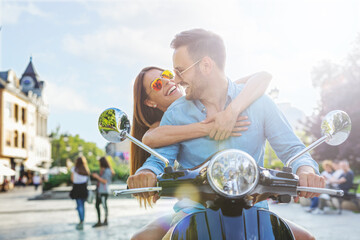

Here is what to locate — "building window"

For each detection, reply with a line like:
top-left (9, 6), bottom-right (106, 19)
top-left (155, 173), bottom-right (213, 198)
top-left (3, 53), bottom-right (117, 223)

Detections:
top-left (5, 102), bottom-right (12, 118)
top-left (21, 108), bottom-right (26, 124)
top-left (14, 104), bottom-right (19, 122)
top-left (5, 131), bottom-right (11, 146)
top-left (14, 131), bottom-right (18, 148)
top-left (21, 133), bottom-right (26, 148)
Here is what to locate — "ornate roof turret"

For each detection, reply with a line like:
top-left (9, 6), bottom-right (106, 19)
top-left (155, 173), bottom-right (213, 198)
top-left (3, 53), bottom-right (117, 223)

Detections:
top-left (20, 57), bottom-right (44, 97)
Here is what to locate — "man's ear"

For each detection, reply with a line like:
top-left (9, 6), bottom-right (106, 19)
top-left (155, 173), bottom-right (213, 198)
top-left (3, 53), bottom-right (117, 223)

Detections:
top-left (144, 99), bottom-right (157, 108)
top-left (200, 56), bottom-right (213, 75)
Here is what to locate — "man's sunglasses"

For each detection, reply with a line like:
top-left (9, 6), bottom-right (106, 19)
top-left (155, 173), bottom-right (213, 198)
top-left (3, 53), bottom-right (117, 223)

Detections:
top-left (150, 70), bottom-right (174, 91)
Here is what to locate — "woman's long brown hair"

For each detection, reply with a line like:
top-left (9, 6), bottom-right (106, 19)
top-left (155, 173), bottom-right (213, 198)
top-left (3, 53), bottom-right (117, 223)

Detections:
top-left (75, 156), bottom-right (90, 176)
top-left (130, 66), bottom-right (165, 176)
top-left (99, 156), bottom-right (115, 175)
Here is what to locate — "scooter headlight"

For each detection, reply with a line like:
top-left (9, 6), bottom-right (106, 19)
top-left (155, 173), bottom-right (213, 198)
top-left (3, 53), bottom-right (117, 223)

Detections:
top-left (207, 149), bottom-right (259, 198)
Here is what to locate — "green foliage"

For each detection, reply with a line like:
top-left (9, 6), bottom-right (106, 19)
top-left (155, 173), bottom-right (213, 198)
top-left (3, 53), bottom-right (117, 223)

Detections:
top-left (105, 155), bottom-right (130, 181)
top-left (50, 131), bottom-right (105, 168)
top-left (113, 163), bottom-right (130, 181)
top-left (263, 140), bottom-right (281, 169)
top-left (355, 175), bottom-right (360, 194)
top-left (48, 128), bottom-right (130, 189)
top-left (99, 109), bottom-right (117, 132)
top-left (43, 173), bottom-right (71, 191)
top-left (304, 34), bottom-right (360, 174)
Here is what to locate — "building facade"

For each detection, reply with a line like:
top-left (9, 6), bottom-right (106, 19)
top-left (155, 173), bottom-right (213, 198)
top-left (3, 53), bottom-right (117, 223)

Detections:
top-left (105, 139), bottom-right (130, 162)
top-left (0, 58), bottom-right (51, 185)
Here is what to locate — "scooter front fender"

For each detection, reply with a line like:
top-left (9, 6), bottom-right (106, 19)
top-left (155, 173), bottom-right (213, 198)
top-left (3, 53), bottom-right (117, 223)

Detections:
top-left (170, 207), bottom-right (294, 240)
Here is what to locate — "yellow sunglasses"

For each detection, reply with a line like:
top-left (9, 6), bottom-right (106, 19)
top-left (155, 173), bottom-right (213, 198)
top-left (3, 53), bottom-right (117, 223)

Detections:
top-left (150, 70), bottom-right (174, 91)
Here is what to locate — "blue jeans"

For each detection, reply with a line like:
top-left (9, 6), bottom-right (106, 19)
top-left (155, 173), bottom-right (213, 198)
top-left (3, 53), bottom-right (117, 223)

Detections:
top-left (310, 197), bottom-right (319, 209)
top-left (76, 198), bottom-right (86, 222)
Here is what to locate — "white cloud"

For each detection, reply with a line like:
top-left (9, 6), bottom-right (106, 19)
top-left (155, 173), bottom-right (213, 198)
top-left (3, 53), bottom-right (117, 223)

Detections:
top-left (1, 1), bottom-right (49, 24)
top-left (61, 0), bottom-right (359, 118)
top-left (62, 27), bottom-right (172, 66)
top-left (45, 81), bottom-right (101, 114)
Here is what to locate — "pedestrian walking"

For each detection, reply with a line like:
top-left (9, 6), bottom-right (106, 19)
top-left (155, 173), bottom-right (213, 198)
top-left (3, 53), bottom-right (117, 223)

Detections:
top-left (21, 175), bottom-right (28, 187)
top-left (70, 156), bottom-right (90, 230)
top-left (91, 156), bottom-right (114, 227)
top-left (33, 172), bottom-right (41, 191)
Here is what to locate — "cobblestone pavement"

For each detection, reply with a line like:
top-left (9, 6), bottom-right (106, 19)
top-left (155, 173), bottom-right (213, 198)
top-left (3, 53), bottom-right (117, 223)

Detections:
top-left (1, 187), bottom-right (360, 240)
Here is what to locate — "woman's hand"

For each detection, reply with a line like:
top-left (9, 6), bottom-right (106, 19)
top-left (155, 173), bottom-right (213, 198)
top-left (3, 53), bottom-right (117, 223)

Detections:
top-left (91, 173), bottom-right (99, 179)
top-left (202, 106), bottom-right (250, 141)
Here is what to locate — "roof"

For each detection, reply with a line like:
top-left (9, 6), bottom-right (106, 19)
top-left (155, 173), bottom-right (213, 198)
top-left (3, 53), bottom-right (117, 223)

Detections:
top-left (0, 71), bottom-right (9, 82)
top-left (23, 58), bottom-right (40, 78)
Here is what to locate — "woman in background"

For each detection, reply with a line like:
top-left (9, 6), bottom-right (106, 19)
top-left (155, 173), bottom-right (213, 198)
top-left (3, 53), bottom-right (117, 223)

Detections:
top-left (70, 156), bottom-right (90, 230)
top-left (91, 156), bottom-right (115, 227)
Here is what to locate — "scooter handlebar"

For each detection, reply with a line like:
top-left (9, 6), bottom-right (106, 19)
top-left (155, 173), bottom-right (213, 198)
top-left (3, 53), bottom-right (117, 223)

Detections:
top-left (296, 186), bottom-right (344, 196)
top-left (113, 187), bottom-right (162, 196)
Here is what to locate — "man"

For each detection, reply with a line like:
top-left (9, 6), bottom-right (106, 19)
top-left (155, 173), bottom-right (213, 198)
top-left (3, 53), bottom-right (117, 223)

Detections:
top-left (318, 160), bottom-right (354, 214)
top-left (331, 160), bottom-right (354, 193)
top-left (330, 160), bottom-right (344, 188)
top-left (128, 29), bottom-right (323, 239)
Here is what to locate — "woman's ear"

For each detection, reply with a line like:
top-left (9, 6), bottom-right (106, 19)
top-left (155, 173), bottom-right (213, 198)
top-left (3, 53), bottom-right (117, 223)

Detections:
top-left (144, 99), bottom-right (157, 108)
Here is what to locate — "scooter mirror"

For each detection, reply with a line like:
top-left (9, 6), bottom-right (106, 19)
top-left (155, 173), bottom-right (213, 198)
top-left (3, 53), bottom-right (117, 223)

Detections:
top-left (321, 110), bottom-right (351, 146)
top-left (98, 107), bottom-right (170, 166)
top-left (98, 108), bottom-right (130, 142)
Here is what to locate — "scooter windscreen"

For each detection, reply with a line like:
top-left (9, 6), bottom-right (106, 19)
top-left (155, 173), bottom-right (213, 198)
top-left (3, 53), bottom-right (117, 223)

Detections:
top-left (207, 149), bottom-right (259, 198)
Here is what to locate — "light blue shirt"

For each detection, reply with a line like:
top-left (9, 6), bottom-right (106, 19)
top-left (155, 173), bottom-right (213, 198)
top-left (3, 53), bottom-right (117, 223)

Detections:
top-left (137, 79), bottom-right (319, 176)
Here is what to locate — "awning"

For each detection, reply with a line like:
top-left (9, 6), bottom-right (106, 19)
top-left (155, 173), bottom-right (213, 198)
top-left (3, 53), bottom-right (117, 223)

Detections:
top-left (48, 167), bottom-right (68, 175)
top-left (24, 162), bottom-right (48, 175)
top-left (0, 164), bottom-right (16, 176)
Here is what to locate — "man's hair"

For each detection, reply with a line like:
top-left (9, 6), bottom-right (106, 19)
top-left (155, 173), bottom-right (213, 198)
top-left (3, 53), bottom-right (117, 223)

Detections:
top-left (170, 29), bottom-right (226, 70)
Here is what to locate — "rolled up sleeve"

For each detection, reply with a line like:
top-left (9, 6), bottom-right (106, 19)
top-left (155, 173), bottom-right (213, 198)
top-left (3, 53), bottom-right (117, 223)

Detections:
top-left (261, 95), bottom-right (319, 174)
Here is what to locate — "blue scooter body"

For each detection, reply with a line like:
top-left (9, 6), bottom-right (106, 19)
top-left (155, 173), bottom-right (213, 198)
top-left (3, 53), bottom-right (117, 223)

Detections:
top-left (170, 207), bottom-right (294, 240)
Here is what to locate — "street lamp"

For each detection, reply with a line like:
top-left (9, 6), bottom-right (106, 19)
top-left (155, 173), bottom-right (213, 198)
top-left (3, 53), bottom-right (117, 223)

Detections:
top-left (78, 145), bottom-right (83, 157)
top-left (49, 133), bottom-right (61, 167)
top-left (63, 134), bottom-right (70, 166)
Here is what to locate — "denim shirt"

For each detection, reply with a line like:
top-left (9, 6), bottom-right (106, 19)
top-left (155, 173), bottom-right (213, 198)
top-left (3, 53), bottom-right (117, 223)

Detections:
top-left (136, 79), bottom-right (319, 176)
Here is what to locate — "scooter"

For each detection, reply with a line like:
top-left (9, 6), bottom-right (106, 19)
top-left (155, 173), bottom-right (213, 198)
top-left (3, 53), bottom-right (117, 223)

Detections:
top-left (98, 109), bottom-right (351, 239)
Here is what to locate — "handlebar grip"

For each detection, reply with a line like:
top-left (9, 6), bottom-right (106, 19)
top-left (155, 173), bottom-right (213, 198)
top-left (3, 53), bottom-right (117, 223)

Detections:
top-left (113, 187), bottom-right (162, 196)
top-left (296, 187), bottom-right (344, 196)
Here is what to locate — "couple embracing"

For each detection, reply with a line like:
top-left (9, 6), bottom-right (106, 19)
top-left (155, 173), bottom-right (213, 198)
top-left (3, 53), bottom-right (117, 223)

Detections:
top-left (128, 29), bottom-right (323, 240)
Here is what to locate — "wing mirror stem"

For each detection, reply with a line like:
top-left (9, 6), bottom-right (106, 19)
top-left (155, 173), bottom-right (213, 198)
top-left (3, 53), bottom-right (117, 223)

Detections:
top-left (285, 135), bottom-right (328, 168)
top-left (121, 131), bottom-right (169, 167)
top-left (284, 110), bottom-right (351, 171)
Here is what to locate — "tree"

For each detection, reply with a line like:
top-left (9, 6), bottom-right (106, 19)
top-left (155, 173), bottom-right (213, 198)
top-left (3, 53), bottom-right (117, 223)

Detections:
top-left (49, 131), bottom-right (105, 170)
top-left (304, 35), bottom-right (360, 173)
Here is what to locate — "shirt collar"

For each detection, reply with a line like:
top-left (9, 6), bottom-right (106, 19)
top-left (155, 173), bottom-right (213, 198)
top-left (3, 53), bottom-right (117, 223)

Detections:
top-left (194, 77), bottom-right (236, 113)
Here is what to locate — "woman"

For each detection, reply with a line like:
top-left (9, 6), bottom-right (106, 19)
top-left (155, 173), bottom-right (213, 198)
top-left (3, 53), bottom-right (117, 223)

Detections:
top-left (130, 67), bottom-right (272, 239)
top-left (91, 156), bottom-right (115, 227)
top-left (70, 156), bottom-right (90, 230)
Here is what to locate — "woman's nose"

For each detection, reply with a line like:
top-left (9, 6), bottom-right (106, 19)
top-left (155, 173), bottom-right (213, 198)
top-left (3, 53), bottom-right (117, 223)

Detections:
top-left (162, 78), bottom-right (170, 86)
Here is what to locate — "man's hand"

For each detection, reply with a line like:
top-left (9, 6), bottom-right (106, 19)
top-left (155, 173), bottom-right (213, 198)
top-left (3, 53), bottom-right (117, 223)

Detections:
top-left (127, 170), bottom-right (158, 202)
top-left (202, 106), bottom-right (250, 141)
top-left (296, 166), bottom-right (326, 200)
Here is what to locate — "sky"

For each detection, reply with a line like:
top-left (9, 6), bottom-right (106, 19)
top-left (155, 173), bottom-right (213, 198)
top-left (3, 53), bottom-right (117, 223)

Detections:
top-left (0, 0), bottom-right (359, 149)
